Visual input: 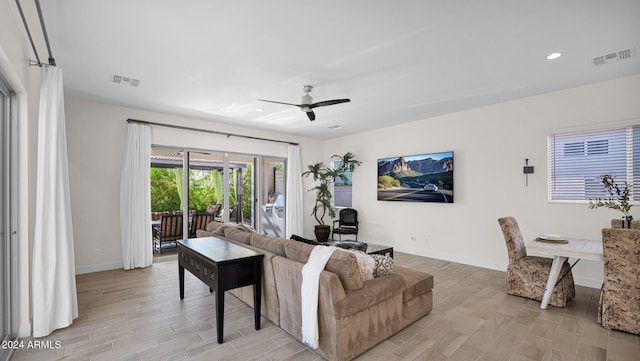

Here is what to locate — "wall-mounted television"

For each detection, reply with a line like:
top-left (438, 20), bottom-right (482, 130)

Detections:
top-left (377, 151), bottom-right (454, 203)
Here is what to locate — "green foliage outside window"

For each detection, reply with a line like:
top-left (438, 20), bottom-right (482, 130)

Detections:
top-left (188, 169), bottom-right (218, 212)
top-left (151, 167), bottom-right (219, 212)
top-left (150, 168), bottom-right (181, 211)
top-left (151, 166), bottom-right (253, 216)
top-left (242, 164), bottom-right (253, 223)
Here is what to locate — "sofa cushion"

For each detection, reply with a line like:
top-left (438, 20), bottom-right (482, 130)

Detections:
top-left (338, 249), bottom-right (375, 281)
top-left (195, 229), bottom-right (214, 238)
top-left (393, 266), bottom-right (434, 303)
top-left (284, 240), bottom-right (363, 290)
top-left (334, 273), bottom-right (406, 319)
top-left (249, 234), bottom-right (286, 256)
top-left (224, 227), bottom-right (252, 244)
top-left (205, 221), bottom-right (233, 237)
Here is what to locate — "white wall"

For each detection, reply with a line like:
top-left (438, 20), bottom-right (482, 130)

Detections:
top-left (324, 74), bottom-right (640, 288)
top-left (64, 98), bottom-right (323, 273)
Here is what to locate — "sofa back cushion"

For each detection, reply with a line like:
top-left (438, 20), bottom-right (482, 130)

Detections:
top-left (224, 226), bottom-right (252, 244)
top-left (249, 234), bottom-right (287, 256)
top-left (205, 221), bottom-right (230, 236)
top-left (284, 240), bottom-right (363, 290)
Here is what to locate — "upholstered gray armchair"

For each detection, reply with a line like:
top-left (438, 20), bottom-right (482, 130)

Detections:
top-left (598, 227), bottom-right (640, 335)
top-left (498, 217), bottom-right (575, 307)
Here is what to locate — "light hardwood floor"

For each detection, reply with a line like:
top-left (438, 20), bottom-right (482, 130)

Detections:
top-left (11, 252), bottom-right (640, 361)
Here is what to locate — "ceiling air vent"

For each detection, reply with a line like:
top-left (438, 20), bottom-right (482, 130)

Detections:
top-left (593, 48), bottom-right (636, 66)
top-left (110, 74), bottom-right (140, 87)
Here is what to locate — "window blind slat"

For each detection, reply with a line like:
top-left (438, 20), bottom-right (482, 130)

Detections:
top-left (548, 126), bottom-right (631, 201)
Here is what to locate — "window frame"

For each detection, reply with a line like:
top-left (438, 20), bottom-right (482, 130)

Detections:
top-left (547, 119), bottom-right (640, 204)
top-left (331, 159), bottom-right (354, 209)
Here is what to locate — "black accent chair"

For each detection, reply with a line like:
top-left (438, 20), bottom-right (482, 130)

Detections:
top-left (189, 212), bottom-right (215, 238)
top-left (332, 208), bottom-right (359, 241)
top-left (153, 214), bottom-right (183, 254)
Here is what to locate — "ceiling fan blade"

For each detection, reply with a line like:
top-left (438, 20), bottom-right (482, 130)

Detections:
top-left (258, 99), bottom-right (302, 107)
top-left (307, 111), bottom-right (316, 121)
top-left (310, 99), bottom-right (351, 108)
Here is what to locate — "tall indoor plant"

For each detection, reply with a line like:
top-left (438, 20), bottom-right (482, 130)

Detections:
top-left (302, 152), bottom-right (361, 241)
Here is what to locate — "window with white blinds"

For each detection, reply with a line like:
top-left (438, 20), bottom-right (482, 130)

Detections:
top-left (548, 124), bottom-right (640, 202)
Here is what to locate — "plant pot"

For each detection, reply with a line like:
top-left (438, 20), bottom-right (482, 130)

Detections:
top-left (314, 225), bottom-right (331, 242)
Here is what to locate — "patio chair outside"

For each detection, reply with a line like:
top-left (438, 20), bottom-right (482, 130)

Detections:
top-left (189, 212), bottom-right (214, 238)
top-left (153, 214), bottom-right (183, 254)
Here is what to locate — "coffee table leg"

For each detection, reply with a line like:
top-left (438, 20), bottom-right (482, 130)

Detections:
top-left (216, 288), bottom-right (224, 344)
top-left (254, 260), bottom-right (262, 331)
top-left (179, 264), bottom-right (185, 299)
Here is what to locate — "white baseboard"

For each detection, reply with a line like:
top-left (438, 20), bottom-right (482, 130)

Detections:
top-left (394, 246), bottom-right (602, 289)
top-left (395, 246), bottom-right (507, 272)
top-left (75, 262), bottom-right (122, 275)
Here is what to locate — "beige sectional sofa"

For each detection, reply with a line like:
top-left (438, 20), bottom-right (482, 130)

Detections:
top-left (196, 223), bottom-right (434, 361)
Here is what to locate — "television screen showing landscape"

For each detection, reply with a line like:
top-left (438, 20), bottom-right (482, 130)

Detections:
top-left (377, 151), bottom-right (454, 203)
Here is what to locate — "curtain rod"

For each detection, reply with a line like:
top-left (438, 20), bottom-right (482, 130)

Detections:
top-left (126, 119), bottom-right (299, 146)
top-left (15, 0), bottom-right (56, 67)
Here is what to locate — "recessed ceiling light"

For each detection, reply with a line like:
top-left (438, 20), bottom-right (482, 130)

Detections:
top-left (328, 125), bottom-right (342, 130)
top-left (546, 52), bottom-right (563, 60)
top-left (256, 108), bottom-right (263, 112)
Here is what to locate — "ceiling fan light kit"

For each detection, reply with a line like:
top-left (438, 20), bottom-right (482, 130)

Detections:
top-left (258, 85), bottom-right (350, 121)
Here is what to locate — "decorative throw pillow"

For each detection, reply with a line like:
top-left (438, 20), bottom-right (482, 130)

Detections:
top-left (333, 241), bottom-right (367, 252)
top-left (371, 254), bottom-right (394, 278)
top-left (236, 224), bottom-right (257, 233)
top-left (290, 234), bottom-right (322, 246)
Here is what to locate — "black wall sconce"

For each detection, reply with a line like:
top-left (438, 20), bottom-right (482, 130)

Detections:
top-left (523, 159), bottom-right (534, 186)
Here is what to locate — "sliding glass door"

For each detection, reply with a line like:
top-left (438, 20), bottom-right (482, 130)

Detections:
top-left (0, 76), bottom-right (7, 360)
top-left (259, 158), bottom-right (286, 237)
top-left (227, 153), bottom-right (256, 227)
top-left (151, 148), bottom-right (268, 244)
top-left (0, 73), bottom-right (16, 361)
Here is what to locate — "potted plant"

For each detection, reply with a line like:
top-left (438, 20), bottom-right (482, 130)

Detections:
top-left (588, 174), bottom-right (633, 228)
top-left (302, 152), bottom-right (361, 241)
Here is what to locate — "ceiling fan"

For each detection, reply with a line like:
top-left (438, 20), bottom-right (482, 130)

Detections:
top-left (258, 85), bottom-right (350, 121)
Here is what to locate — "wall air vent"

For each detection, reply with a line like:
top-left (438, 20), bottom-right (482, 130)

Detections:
top-left (110, 74), bottom-right (140, 87)
top-left (593, 47), bottom-right (636, 66)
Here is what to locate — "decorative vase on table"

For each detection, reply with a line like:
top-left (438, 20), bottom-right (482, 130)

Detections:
top-left (314, 225), bottom-right (331, 242)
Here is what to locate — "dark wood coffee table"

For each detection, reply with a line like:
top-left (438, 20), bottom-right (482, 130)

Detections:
top-left (177, 237), bottom-right (264, 343)
top-left (365, 243), bottom-right (394, 258)
top-left (328, 241), bottom-right (394, 258)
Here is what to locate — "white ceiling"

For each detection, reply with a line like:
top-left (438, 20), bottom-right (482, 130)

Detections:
top-left (38, 0), bottom-right (640, 139)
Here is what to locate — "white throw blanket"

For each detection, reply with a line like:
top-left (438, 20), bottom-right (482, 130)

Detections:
top-left (301, 245), bottom-right (338, 348)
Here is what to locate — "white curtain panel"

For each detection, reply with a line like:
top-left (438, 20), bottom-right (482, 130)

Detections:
top-left (285, 144), bottom-right (304, 238)
top-left (120, 123), bottom-right (152, 270)
top-left (32, 66), bottom-right (78, 337)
